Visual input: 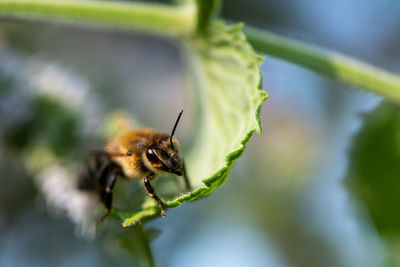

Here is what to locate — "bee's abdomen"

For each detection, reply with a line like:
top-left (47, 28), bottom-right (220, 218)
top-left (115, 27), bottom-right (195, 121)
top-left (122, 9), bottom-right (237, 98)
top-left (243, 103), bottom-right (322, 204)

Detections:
top-left (77, 151), bottom-right (116, 191)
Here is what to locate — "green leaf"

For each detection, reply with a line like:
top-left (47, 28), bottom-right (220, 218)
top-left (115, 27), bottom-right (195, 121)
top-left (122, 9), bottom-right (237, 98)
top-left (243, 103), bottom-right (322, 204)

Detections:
top-left (346, 101), bottom-right (400, 265)
top-left (120, 21), bottom-right (268, 226)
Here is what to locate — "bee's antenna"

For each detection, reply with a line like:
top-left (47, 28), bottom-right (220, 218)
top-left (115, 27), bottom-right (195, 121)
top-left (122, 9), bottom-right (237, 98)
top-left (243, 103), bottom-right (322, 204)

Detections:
top-left (170, 110), bottom-right (183, 148)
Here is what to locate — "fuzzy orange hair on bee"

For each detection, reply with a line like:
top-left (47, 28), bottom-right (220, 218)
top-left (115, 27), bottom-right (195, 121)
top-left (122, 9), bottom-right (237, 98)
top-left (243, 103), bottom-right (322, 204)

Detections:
top-left (78, 110), bottom-right (191, 220)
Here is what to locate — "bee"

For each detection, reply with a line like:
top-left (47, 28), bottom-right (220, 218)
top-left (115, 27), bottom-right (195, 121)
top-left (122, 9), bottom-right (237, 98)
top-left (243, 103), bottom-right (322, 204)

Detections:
top-left (77, 110), bottom-right (191, 221)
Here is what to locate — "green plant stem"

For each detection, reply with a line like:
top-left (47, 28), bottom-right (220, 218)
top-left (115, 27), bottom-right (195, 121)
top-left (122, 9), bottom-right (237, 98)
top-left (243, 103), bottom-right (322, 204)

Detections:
top-left (245, 26), bottom-right (400, 102)
top-left (0, 0), bottom-right (196, 37)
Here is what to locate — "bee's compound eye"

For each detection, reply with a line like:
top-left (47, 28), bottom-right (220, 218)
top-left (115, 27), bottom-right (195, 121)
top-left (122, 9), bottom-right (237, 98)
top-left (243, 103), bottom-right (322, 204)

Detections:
top-left (146, 148), bottom-right (161, 164)
top-left (126, 151), bottom-right (132, 156)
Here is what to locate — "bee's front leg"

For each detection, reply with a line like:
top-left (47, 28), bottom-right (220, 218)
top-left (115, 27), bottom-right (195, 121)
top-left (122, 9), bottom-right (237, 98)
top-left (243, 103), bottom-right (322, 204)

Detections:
top-left (143, 174), bottom-right (166, 217)
top-left (100, 171), bottom-right (117, 222)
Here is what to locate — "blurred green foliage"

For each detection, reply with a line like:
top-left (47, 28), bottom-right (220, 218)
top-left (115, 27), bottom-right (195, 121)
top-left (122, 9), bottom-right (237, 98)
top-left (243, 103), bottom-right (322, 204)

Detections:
top-left (347, 101), bottom-right (400, 265)
top-left (347, 101), bottom-right (400, 235)
top-left (3, 95), bottom-right (81, 157)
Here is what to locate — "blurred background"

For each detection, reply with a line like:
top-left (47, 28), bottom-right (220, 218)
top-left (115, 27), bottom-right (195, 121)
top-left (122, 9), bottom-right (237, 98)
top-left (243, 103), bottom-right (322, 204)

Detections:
top-left (1, 0), bottom-right (400, 266)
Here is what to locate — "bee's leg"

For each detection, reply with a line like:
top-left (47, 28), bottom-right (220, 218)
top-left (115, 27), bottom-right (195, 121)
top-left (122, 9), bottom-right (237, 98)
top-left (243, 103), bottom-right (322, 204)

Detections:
top-left (182, 161), bottom-right (192, 191)
top-left (143, 175), bottom-right (166, 217)
top-left (100, 171), bottom-right (117, 222)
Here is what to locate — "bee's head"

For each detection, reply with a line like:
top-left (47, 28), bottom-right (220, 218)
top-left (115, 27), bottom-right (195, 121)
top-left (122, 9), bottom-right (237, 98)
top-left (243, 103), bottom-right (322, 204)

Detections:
top-left (144, 137), bottom-right (183, 176)
top-left (143, 111), bottom-right (184, 176)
